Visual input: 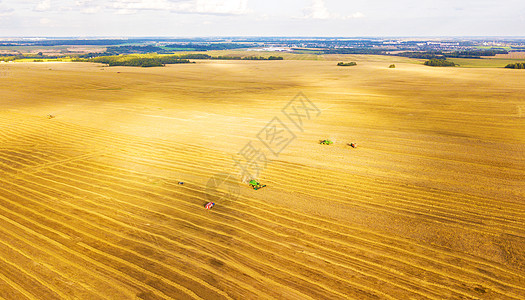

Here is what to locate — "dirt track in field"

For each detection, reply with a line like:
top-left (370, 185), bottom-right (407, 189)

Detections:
top-left (0, 59), bottom-right (524, 299)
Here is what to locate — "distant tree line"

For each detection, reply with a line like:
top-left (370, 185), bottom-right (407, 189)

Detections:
top-left (87, 55), bottom-right (192, 67)
top-left (424, 58), bottom-right (456, 67)
top-left (396, 51), bottom-right (445, 59)
top-left (505, 62), bottom-right (525, 69)
top-left (445, 49), bottom-right (507, 58)
top-left (337, 62), bottom-right (357, 66)
top-left (397, 49), bottom-right (508, 59)
top-left (0, 53), bottom-right (62, 61)
top-left (248, 55), bottom-right (281, 60)
top-left (77, 53), bottom-right (284, 67)
top-left (212, 55), bottom-right (283, 60)
top-left (0, 56), bottom-right (16, 62)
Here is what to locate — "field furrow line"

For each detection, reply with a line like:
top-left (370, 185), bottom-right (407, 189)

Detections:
top-left (0, 222), bottom-right (75, 300)
top-left (0, 270), bottom-right (34, 300)
top-left (0, 198), bottom-right (177, 300)
top-left (0, 238), bottom-right (107, 300)
top-left (0, 227), bottom-right (132, 299)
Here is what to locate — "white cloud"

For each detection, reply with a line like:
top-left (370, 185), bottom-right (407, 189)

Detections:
top-left (0, 10), bottom-right (13, 17)
top-left (0, 1), bottom-right (13, 16)
top-left (99, 0), bottom-right (250, 15)
top-left (75, 0), bottom-right (101, 14)
top-left (82, 6), bottom-right (101, 14)
top-left (256, 13), bottom-right (269, 21)
top-left (111, 0), bottom-right (178, 11)
top-left (2, 0), bottom-right (525, 36)
top-left (39, 17), bottom-right (51, 24)
top-left (194, 0), bottom-right (249, 14)
top-left (303, 0), bottom-right (330, 19)
top-left (350, 12), bottom-right (364, 19)
top-left (303, 0), bottom-right (365, 20)
top-left (35, 0), bottom-right (51, 11)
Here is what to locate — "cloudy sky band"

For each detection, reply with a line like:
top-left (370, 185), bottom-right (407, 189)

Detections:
top-left (0, 0), bottom-right (523, 36)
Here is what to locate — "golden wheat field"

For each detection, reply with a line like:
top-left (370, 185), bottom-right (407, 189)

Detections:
top-left (0, 58), bottom-right (524, 299)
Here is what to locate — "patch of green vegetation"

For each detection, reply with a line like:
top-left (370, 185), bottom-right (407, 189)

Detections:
top-left (474, 46), bottom-right (512, 51)
top-left (195, 50), bottom-right (321, 61)
top-left (213, 55), bottom-right (282, 60)
top-left (77, 53), bottom-right (284, 67)
top-left (9, 58), bottom-right (69, 62)
top-left (424, 59), bottom-right (456, 67)
top-left (87, 54), bottom-right (192, 67)
top-left (505, 62), bottom-right (525, 69)
top-left (397, 49), bottom-right (508, 59)
top-left (0, 56), bottom-right (15, 62)
top-left (337, 61), bottom-right (357, 66)
top-left (389, 64), bottom-right (396, 68)
top-left (319, 139), bottom-right (334, 145)
top-left (447, 58), bottom-right (525, 68)
top-left (293, 49), bottom-right (324, 55)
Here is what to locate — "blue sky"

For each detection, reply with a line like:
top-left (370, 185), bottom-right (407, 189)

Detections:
top-left (0, 0), bottom-right (524, 37)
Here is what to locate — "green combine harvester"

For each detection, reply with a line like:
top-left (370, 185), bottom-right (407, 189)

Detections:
top-left (249, 180), bottom-right (266, 190)
top-left (319, 139), bottom-right (333, 145)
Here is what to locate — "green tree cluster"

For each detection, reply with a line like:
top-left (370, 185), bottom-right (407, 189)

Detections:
top-left (81, 53), bottom-right (284, 67)
top-left (0, 54), bottom-right (61, 61)
top-left (178, 54), bottom-right (212, 59)
top-left (212, 55), bottom-right (283, 60)
top-left (89, 55), bottom-right (191, 67)
top-left (505, 62), bottom-right (525, 69)
top-left (397, 49), bottom-right (507, 59)
top-left (424, 59), bottom-right (456, 67)
top-left (337, 62), bottom-right (357, 66)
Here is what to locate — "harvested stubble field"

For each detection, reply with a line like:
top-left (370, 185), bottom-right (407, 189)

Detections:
top-left (0, 58), bottom-right (524, 299)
